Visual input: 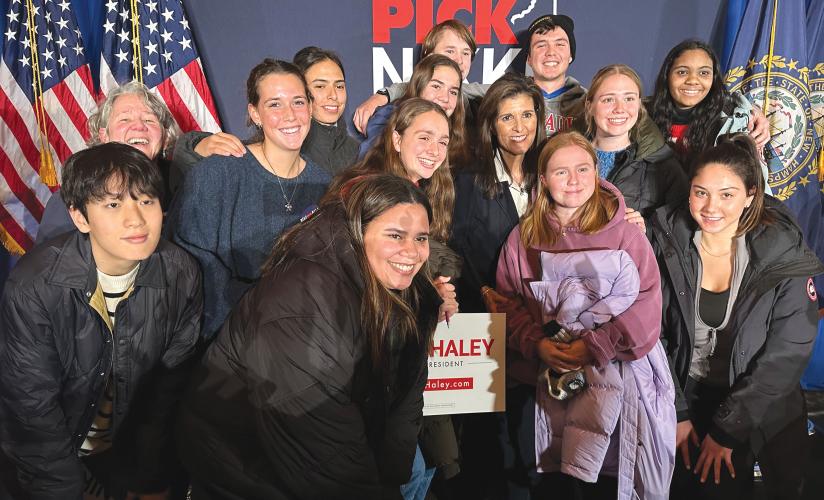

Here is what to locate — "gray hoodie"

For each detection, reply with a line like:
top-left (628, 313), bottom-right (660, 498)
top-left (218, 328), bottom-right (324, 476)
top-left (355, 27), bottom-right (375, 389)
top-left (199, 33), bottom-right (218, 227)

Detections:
top-left (542, 75), bottom-right (587, 136)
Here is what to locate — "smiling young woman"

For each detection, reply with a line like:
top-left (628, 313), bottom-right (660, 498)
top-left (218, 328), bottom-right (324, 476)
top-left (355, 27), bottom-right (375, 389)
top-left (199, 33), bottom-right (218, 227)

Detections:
top-left (584, 64), bottom-right (687, 233)
top-left (488, 131), bottom-right (673, 499)
top-left (167, 59), bottom-right (331, 340)
top-left (358, 54), bottom-right (469, 168)
top-left (652, 134), bottom-right (824, 500)
top-left (649, 40), bottom-right (771, 173)
top-left (336, 99), bottom-right (454, 246)
top-left (292, 46), bottom-right (360, 174)
top-left (328, 98), bottom-right (461, 497)
top-left (176, 175), bottom-right (442, 499)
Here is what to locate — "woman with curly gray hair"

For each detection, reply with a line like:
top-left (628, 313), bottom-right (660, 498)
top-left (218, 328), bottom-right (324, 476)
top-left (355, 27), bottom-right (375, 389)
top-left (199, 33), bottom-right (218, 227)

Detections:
top-left (36, 81), bottom-right (187, 244)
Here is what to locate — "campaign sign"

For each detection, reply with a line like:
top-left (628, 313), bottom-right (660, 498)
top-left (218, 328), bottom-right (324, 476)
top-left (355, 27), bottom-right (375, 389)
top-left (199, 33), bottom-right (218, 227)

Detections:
top-left (423, 313), bottom-right (506, 416)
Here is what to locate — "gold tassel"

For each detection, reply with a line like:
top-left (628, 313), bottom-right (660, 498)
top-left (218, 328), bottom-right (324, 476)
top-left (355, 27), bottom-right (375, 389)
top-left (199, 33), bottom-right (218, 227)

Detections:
top-left (24, 0), bottom-right (58, 188)
top-left (0, 226), bottom-right (26, 255)
top-left (38, 140), bottom-right (58, 187)
top-left (763, 0), bottom-right (779, 114)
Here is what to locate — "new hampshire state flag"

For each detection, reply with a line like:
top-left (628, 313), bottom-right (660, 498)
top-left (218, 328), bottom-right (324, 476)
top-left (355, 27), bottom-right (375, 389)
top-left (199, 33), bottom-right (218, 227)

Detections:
top-left (809, 0), bottom-right (824, 174)
top-left (724, 0), bottom-right (823, 299)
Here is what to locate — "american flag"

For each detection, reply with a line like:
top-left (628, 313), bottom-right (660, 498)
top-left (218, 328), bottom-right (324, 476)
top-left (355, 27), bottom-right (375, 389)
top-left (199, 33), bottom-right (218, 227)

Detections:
top-left (100, 0), bottom-right (221, 134)
top-left (0, 0), bottom-right (98, 254)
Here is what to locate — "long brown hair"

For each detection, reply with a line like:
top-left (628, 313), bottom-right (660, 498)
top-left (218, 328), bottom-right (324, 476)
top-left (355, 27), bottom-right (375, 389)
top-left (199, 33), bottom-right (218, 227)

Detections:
top-left (401, 54), bottom-right (469, 167)
top-left (520, 131), bottom-right (618, 248)
top-left (473, 73), bottom-right (546, 198)
top-left (264, 174), bottom-right (436, 368)
top-left (330, 98), bottom-right (455, 243)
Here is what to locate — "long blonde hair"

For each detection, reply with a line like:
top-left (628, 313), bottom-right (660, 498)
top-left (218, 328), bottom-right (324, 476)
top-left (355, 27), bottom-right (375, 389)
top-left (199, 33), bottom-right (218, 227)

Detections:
top-left (520, 131), bottom-right (618, 248)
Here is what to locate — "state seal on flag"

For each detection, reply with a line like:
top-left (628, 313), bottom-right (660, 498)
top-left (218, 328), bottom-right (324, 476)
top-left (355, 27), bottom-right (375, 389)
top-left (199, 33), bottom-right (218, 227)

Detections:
top-left (811, 63), bottom-right (824, 142)
top-left (726, 56), bottom-right (816, 200)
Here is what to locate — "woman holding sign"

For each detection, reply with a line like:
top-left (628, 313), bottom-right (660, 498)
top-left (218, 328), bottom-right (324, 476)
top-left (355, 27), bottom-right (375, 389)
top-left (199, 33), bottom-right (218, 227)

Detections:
top-left (177, 175), bottom-right (442, 499)
top-left (490, 131), bottom-right (675, 499)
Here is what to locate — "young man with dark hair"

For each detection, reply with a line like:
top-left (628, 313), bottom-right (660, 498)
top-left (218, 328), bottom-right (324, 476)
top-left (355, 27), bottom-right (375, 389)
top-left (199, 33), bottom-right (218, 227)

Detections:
top-left (0, 142), bottom-right (202, 500)
top-left (523, 14), bottom-right (588, 135)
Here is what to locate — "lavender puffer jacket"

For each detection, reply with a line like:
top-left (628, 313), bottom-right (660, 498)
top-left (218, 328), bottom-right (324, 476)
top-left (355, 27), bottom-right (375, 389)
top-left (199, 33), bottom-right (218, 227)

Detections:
top-left (531, 249), bottom-right (676, 500)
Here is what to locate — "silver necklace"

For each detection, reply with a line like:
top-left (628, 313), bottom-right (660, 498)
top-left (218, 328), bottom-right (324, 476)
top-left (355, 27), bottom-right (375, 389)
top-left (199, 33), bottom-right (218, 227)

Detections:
top-left (699, 239), bottom-right (732, 258)
top-left (259, 144), bottom-right (301, 213)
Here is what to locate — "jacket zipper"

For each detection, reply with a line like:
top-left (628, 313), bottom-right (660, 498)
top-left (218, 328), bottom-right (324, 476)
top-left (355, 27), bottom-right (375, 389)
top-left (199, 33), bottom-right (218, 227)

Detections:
top-left (80, 289), bottom-right (116, 449)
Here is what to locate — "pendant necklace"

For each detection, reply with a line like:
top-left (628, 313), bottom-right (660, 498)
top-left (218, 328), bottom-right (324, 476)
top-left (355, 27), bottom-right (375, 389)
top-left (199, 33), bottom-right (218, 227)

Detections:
top-left (259, 144), bottom-right (301, 213)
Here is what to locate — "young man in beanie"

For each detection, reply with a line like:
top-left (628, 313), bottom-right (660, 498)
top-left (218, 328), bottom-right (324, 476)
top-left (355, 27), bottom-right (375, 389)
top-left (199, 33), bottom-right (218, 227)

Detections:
top-left (0, 143), bottom-right (202, 499)
top-left (524, 14), bottom-right (588, 135)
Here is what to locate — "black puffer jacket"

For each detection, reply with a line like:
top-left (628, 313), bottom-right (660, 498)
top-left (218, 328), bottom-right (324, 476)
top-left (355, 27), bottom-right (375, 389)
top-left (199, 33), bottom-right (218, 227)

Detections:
top-left (177, 206), bottom-right (441, 499)
top-left (652, 199), bottom-right (824, 451)
top-left (0, 232), bottom-right (202, 499)
top-left (606, 133), bottom-right (687, 231)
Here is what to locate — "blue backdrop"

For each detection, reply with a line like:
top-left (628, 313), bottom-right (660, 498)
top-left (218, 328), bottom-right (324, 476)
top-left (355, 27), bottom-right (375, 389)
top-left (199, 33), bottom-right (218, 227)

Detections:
top-left (0, 0), bottom-right (731, 137)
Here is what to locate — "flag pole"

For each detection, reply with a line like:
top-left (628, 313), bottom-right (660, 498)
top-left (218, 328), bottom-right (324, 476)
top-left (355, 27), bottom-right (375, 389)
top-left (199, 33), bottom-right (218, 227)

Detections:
top-left (24, 0), bottom-right (58, 188)
top-left (763, 0), bottom-right (779, 117)
top-left (130, 0), bottom-right (143, 83)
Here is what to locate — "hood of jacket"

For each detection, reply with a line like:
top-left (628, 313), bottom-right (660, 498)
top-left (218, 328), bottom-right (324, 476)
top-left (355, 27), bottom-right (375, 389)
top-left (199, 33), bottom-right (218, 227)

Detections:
top-left (633, 113), bottom-right (668, 160)
top-left (613, 140), bottom-right (676, 173)
top-left (556, 76), bottom-right (588, 117)
top-left (279, 204), bottom-right (363, 287)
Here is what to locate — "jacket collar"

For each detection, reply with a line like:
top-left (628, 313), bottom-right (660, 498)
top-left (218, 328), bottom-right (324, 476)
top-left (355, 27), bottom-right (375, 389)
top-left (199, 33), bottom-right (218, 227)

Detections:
top-left (305, 117), bottom-right (349, 145)
top-left (46, 231), bottom-right (167, 293)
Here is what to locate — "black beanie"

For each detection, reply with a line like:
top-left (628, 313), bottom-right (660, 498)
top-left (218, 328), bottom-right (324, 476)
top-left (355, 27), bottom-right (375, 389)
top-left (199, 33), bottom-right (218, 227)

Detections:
top-left (525, 14), bottom-right (576, 62)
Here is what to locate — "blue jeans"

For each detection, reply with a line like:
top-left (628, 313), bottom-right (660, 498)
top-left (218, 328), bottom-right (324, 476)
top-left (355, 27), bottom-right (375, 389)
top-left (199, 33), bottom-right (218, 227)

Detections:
top-left (400, 444), bottom-right (435, 500)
